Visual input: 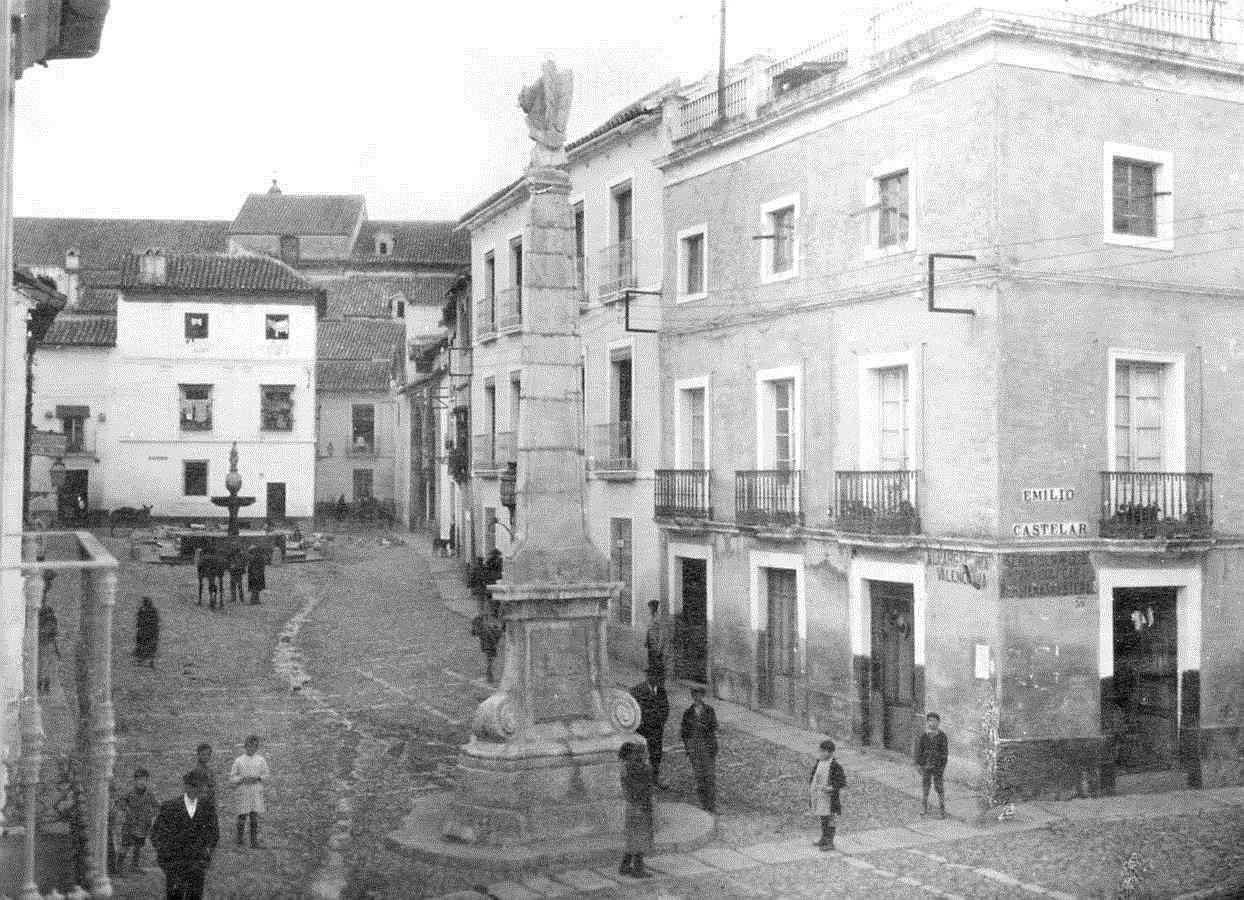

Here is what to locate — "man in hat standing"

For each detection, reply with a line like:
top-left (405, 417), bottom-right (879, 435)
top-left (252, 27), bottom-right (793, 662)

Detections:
top-left (680, 684), bottom-right (719, 813)
top-left (630, 664), bottom-right (670, 790)
top-left (644, 600), bottom-right (674, 675)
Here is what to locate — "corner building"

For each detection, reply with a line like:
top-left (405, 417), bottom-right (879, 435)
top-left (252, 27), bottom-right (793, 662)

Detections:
top-left (656, 3), bottom-right (1244, 798)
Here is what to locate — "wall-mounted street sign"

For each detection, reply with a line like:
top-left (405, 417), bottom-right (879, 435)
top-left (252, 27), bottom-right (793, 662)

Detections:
top-left (1022, 487), bottom-right (1075, 502)
top-left (30, 430), bottom-right (67, 457)
top-left (1011, 521), bottom-right (1088, 538)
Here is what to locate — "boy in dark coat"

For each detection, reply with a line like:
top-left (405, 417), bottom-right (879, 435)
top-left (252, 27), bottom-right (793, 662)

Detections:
top-left (809, 738), bottom-right (847, 850)
top-left (470, 602), bottom-right (505, 683)
top-left (135, 597), bottom-right (160, 668)
top-left (150, 769), bottom-right (219, 900)
top-left (679, 684), bottom-right (718, 812)
top-left (114, 767), bottom-right (161, 875)
top-left (629, 665), bottom-right (670, 789)
top-left (915, 711), bottom-right (950, 817)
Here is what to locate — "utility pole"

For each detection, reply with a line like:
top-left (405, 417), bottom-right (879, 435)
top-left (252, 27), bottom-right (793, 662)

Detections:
top-left (716, 0), bottom-right (727, 123)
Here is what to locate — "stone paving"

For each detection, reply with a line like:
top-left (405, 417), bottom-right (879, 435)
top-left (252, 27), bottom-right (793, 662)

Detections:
top-left (59, 530), bottom-right (1244, 899)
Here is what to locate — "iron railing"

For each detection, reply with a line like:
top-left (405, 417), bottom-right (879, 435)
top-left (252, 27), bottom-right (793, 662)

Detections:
top-left (834, 470), bottom-right (921, 535)
top-left (596, 240), bottom-right (636, 299)
top-left (674, 76), bottom-right (751, 140)
top-left (654, 469), bottom-right (712, 518)
top-left (1099, 471), bottom-right (1212, 538)
top-left (497, 287), bottom-right (522, 331)
top-left (475, 294), bottom-right (496, 340)
top-left (735, 469), bottom-right (803, 527)
top-left (588, 422), bottom-right (634, 471)
top-left (7, 531), bottom-right (118, 899)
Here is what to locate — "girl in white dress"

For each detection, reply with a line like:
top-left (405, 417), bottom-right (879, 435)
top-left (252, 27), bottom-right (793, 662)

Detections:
top-left (229, 734), bottom-right (270, 848)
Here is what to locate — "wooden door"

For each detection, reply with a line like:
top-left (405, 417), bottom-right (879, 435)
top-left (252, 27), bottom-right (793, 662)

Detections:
top-left (1110, 588), bottom-right (1179, 770)
top-left (760, 568), bottom-right (798, 715)
top-left (871, 581), bottom-right (916, 752)
top-left (678, 558), bottom-right (709, 683)
top-left (58, 469), bottom-right (89, 524)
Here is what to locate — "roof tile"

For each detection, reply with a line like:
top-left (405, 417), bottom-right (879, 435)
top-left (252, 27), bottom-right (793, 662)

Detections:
top-left (317, 360), bottom-right (394, 392)
top-left (317, 319), bottom-right (405, 361)
top-left (230, 194), bottom-right (366, 236)
top-left (119, 253), bottom-right (317, 293)
top-left (352, 220), bottom-right (468, 265)
top-left (14, 217), bottom-right (229, 269)
top-left (40, 315), bottom-right (116, 347)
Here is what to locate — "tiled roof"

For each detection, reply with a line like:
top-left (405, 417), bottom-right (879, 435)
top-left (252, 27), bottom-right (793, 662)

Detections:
top-left (40, 315), bottom-right (116, 347)
top-left (400, 275), bottom-right (459, 307)
top-left (351, 220), bottom-right (469, 265)
top-left (566, 96), bottom-right (662, 151)
top-left (14, 217), bottom-right (229, 268)
top-left (317, 319), bottom-right (405, 361)
top-left (326, 275), bottom-right (459, 319)
top-left (230, 193), bottom-right (366, 236)
top-left (317, 360), bottom-right (394, 393)
top-left (119, 253), bottom-right (318, 293)
top-left (457, 177), bottom-right (525, 229)
top-left (75, 287), bottom-right (119, 314)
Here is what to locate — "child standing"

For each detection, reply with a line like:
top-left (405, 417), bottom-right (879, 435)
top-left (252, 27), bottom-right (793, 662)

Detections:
top-left (915, 711), bottom-right (949, 818)
top-left (809, 738), bottom-right (847, 851)
top-left (229, 734), bottom-right (270, 848)
top-left (114, 767), bottom-right (161, 874)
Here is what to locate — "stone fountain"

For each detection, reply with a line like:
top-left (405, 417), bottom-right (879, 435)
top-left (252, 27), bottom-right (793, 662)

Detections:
top-left (211, 443), bottom-right (255, 535)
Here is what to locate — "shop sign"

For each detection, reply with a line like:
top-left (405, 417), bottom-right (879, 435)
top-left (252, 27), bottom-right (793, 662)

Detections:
top-left (30, 430), bottom-right (67, 457)
top-left (1000, 552), bottom-right (1096, 598)
top-left (929, 548), bottom-right (989, 588)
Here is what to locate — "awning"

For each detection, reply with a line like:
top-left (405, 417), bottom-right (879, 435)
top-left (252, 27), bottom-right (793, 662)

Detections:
top-left (56, 405), bottom-right (90, 419)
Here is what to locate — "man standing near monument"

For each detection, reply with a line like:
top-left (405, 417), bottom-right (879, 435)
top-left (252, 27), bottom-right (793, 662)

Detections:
top-left (644, 599), bottom-right (674, 675)
top-left (680, 684), bottom-right (718, 813)
top-left (630, 665), bottom-right (670, 790)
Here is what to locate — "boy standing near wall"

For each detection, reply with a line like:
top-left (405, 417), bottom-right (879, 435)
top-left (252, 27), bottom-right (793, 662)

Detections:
top-left (915, 711), bottom-right (949, 818)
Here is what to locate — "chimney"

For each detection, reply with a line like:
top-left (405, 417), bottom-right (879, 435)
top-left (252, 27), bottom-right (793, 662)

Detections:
top-left (64, 248), bottom-right (80, 307)
top-left (138, 248), bottom-right (167, 284)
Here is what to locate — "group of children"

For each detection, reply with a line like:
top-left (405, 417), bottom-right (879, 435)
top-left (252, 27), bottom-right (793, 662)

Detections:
top-left (808, 711), bottom-right (949, 852)
top-left (110, 734), bottom-right (271, 877)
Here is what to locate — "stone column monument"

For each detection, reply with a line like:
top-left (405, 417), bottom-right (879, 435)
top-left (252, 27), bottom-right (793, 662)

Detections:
top-left (441, 61), bottom-right (642, 847)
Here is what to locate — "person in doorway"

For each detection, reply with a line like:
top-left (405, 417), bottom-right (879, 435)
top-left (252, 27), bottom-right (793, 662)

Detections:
top-left (229, 734), bottom-right (270, 848)
top-left (113, 767), bottom-right (161, 876)
top-left (630, 664), bottom-right (670, 790)
top-left (644, 600), bottom-right (674, 675)
top-left (617, 741), bottom-right (654, 878)
top-left (245, 545), bottom-right (267, 605)
top-left (150, 769), bottom-right (218, 900)
top-left (135, 596), bottom-right (160, 668)
top-left (809, 738), bottom-right (846, 851)
top-left (37, 592), bottom-right (60, 694)
top-left (915, 711), bottom-right (950, 818)
top-left (680, 684), bottom-right (718, 813)
top-left (470, 601), bottom-right (505, 684)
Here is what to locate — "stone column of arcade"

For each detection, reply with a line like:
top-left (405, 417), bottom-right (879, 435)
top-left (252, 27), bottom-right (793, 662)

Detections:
top-left (389, 61), bottom-right (712, 869)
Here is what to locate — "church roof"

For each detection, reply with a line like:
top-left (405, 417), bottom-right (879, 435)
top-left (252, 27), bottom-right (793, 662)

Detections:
top-left (351, 220), bottom-right (468, 265)
top-left (230, 193), bottom-right (366, 236)
top-left (14, 217), bottom-right (229, 269)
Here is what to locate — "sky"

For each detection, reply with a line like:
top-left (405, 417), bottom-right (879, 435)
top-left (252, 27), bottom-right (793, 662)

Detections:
top-left (12, 0), bottom-right (870, 222)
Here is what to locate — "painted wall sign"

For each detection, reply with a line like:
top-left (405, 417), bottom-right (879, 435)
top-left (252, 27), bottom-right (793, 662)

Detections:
top-left (929, 548), bottom-right (989, 588)
top-left (1011, 522), bottom-right (1088, 538)
top-left (30, 430), bottom-right (67, 457)
top-left (1000, 552), bottom-right (1096, 598)
top-left (1022, 487), bottom-right (1075, 502)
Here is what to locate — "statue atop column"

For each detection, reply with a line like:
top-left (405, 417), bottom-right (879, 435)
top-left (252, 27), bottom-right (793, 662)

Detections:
top-left (518, 59), bottom-right (574, 167)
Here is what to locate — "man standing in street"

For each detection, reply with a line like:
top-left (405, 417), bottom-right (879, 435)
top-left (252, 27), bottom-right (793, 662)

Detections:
top-left (630, 664), bottom-right (670, 790)
top-left (150, 769), bottom-right (219, 900)
top-left (680, 683), bottom-right (718, 813)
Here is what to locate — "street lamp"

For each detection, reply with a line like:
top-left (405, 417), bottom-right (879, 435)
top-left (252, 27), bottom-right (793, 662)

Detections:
top-left (48, 457), bottom-right (67, 528)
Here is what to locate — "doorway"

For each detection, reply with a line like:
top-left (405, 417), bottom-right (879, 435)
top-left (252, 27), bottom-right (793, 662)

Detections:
top-left (870, 580), bottom-right (917, 752)
top-left (758, 567), bottom-right (798, 715)
top-left (266, 482), bottom-right (286, 522)
top-left (57, 469), bottom-right (89, 524)
top-left (1108, 587), bottom-right (1178, 771)
top-left (677, 557), bottom-right (708, 683)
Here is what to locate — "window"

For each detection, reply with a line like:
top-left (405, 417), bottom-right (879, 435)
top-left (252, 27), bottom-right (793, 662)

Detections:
top-left (678, 225), bottom-right (707, 299)
top-left (260, 385), bottom-right (294, 431)
top-left (756, 367), bottom-right (800, 470)
top-left (1103, 144), bottom-right (1173, 249)
top-left (677, 381), bottom-right (709, 469)
top-left (139, 248), bottom-right (165, 283)
top-left (374, 232), bottom-right (394, 257)
top-left (878, 367), bottom-right (910, 470)
top-left (265, 314), bottom-right (289, 340)
top-left (613, 183), bottom-right (633, 246)
top-left (179, 384), bottom-right (212, 431)
top-left (760, 195), bottom-right (799, 282)
top-left (183, 460), bottom-right (208, 496)
top-left (484, 251), bottom-right (496, 330)
top-left (573, 202), bottom-right (586, 298)
top-left (509, 236), bottom-right (523, 312)
top-left (509, 374), bottom-right (521, 433)
top-left (611, 517), bottom-right (633, 625)
top-left (352, 403), bottom-right (375, 453)
top-left (877, 170), bottom-right (909, 248)
top-left (353, 468), bottom-right (374, 501)
top-left (184, 313), bottom-right (209, 340)
top-left (484, 380), bottom-right (497, 464)
top-left (1115, 362), bottom-right (1164, 471)
top-left (62, 414), bottom-right (86, 453)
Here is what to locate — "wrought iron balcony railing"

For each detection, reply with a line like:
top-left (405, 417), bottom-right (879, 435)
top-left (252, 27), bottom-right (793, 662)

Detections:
top-left (1100, 471), bottom-right (1212, 539)
top-left (736, 469), bottom-right (803, 527)
top-left (497, 287), bottom-right (522, 331)
top-left (655, 469), bottom-right (712, 518)
top-left (471, 432), bottom-right (515, 475)
top-left (596, 240), bottom-right (636, 300)
top-left (588, 422), bottom-right (634, 472)
top-left (834, 469), bottom-right (921, 535)
top-left (9, 531), bottom-right (118, 899)
top-left (475, 294), bottom-right (496, 339)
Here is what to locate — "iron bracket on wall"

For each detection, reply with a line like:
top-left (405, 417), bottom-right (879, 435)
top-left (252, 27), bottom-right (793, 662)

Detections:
top-left (622, 289), bottom-right (662, 334)
top-left (927, 253), bottom-right (977, 315)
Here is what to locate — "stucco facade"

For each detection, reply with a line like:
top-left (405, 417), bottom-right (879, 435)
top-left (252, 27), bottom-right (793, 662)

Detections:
top-left (657, 8), bottom-right (1244, 797)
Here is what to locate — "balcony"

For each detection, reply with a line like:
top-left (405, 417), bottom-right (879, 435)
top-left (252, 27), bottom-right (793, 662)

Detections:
top-left (475, 294), bottom-right (496, 340)
top-left (655, 469), bottom-right (712, 519)
top-left (347, 435), bottom-right (376, 456)
top-left (735, 469), bottom-right (803, 527)
top-left (588, 422), bottom-right (634, 473)
top-left (472, 432), bottom-right (515, 477)
top-left (497, 286), bottom-right (522, 331)
top-left (596, 240), bottom-right (636, 300)
top-left (1100, 471), bottom-right (1212, 539)
top-left (6, 531), bottom-right (118, 898)
top-left (834, 470), bottom-right (921, 535)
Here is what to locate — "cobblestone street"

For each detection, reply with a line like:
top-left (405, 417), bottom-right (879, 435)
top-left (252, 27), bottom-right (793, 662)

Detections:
top-left (87, 532), bottom-right (1244, 899)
